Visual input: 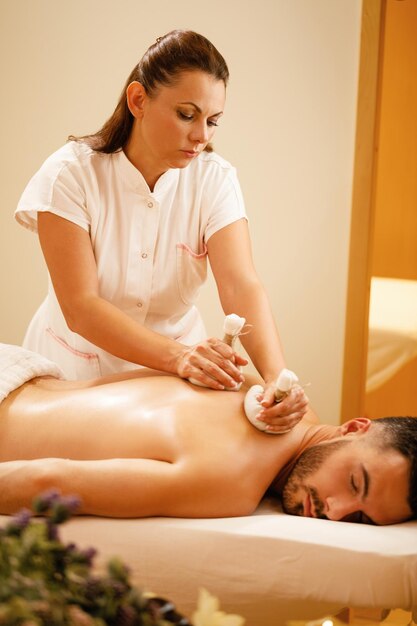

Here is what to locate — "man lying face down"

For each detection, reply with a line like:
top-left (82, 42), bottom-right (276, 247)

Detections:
top-left (0, 344), bottom-right (416, 525)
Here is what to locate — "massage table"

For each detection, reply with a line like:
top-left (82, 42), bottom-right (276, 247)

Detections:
top-left (3, 497), bottom-right (413, 626)
top-left (1, 344), bottom-right (416, 623)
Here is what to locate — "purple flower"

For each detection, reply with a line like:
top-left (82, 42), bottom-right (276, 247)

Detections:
top-left (50, 494), bottom-right (82, 524)
top-left (6, 508), bottom-right (32, 534)
top-left (59, 494), bottom-right (81, 512)
top-left (12, 508), bottom-right (32, 527)
top-left (78, 546), bottom-right (97, 566)
top-left (32, 489), bottom-right (60, 514)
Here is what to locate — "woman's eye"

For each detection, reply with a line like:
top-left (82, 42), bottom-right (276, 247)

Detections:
top-left (208, 120), bottom-right (219, 127)
top-left (178, 111), bottom-right (193, 121)
top-left (350, 475), bottom-right (358, 494)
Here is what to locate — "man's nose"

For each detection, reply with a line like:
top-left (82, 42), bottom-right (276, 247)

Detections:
top-left (325, 496), bottom-right (360, 521)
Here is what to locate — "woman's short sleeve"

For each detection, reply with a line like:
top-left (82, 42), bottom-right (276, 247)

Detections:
top-left (15, 146), bottom-right (91, 234)
top-left (200, 156), bottom-right (248, 243)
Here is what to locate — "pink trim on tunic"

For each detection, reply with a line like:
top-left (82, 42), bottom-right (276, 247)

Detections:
top-left (46, 328), bottom-right (98, 361)
top-left (176, 243), bottom-right (208, 258)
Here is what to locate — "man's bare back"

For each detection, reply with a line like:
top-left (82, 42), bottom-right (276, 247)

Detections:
top-left (0, 369), bottom-right (320, 518)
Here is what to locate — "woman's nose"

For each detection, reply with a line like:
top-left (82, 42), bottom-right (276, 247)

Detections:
top-left (189, 122), bottom-right (209, 144)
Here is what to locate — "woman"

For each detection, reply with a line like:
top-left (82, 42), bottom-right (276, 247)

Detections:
top-left (15, 30), bottom-right (307, 428)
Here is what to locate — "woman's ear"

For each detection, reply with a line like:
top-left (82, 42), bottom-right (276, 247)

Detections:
top-left (126, 81), bottom-right (147, 119)
top-left (339, 417), bottom-right (372, 437)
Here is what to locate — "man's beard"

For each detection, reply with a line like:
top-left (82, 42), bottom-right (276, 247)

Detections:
top-left (281, 439), bottom-right (348, 518)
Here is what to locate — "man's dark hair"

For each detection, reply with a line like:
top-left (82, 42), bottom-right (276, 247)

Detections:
top-left (374, 417), bottom-right (417, 518)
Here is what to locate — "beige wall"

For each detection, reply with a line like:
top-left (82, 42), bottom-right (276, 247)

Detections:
top-left (0, 0), bottom-right (362, 424)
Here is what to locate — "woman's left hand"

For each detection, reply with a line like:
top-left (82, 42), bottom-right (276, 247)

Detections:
top-left (255, 383), bottom-right (308, 434)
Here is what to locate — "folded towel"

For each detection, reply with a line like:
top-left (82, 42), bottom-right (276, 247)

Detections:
top-left (0, 343), bottom-right (65, 403)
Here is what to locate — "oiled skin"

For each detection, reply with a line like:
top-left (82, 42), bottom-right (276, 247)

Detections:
top-left (0, 369), bottom-right (320, 518)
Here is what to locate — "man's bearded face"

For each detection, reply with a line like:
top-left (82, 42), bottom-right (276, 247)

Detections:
top-left (282, 440), bottom-right (347, 519)
top-left (281, 437), bottom-right (412, 525)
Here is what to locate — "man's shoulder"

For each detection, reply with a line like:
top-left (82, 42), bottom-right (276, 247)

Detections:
top-left (299, 423), bottom-right (337, 446)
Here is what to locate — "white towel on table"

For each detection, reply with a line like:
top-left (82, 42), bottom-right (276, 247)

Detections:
top-left (0, 343), bottom-right (65, 403)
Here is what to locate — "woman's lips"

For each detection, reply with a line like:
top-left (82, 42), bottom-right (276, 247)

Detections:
top-left (181, 150), bottom-right (199, 158)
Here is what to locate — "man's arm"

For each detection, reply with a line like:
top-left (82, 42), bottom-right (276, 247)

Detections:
top-left (0, 457), bottom-right (256, 518)
top-left (0, 457), bottom-right (183, 517)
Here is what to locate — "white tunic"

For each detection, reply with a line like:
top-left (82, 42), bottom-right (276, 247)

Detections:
top-left (15, 141), bottom-right (246, 380)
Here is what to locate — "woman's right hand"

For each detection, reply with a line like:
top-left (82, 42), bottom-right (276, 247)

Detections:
top-left (176, 338), bottom-right (248, 390)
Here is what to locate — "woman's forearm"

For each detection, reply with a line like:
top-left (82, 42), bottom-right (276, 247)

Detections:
top-left (219, 280), bottom-right (286, 383)
top-left (208, 220), bottom-right (286, 384)
top-left (37, 212), bottom-right (184, 375)
top-left (68, 296), bottom-right (246, 388)
top-left (64, 295), bottom-right (183, 374)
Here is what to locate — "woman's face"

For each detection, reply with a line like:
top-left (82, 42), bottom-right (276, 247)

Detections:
top-left (129, 70), bottom-right (226, 181)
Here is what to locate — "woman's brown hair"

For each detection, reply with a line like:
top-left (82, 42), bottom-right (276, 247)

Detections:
top-left (69, 30), bottom-right (229, 153)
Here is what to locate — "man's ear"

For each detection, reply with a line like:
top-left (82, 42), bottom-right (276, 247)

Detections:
top-left (126, 81), bottom-right (147, 119)
top-left (339, 417), bottom-right (372, 437)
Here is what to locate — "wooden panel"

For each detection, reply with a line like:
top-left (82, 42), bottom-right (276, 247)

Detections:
top-left (364, 356), bottom-right (417, 419)
top-left (341, 0), bottom-right (385, 422)
top-left (371, 0), bottom-right (417, 279)
top-left (364, 0), bottom-right (417, 421)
